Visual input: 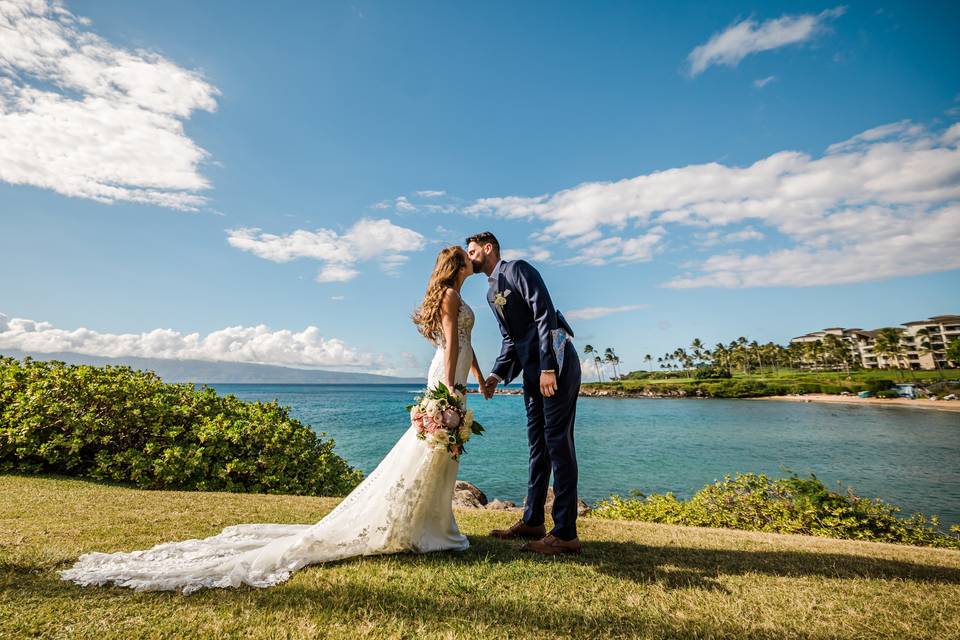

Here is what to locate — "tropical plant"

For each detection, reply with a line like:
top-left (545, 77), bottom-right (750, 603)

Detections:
top-left (0, 357), bottom-right (363, 496)
top-left (874, 328), bottom-right (907, 379)
top-left (915, 328), bottom-right (945, 380)
top-left (947, 338), bottom-right (960, 367)
top-left (583, 344), bottom-right (603, 382)
top-left (592, 473), bottom-right (960, 549)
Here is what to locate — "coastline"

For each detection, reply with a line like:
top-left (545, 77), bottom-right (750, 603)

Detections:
top-left (484, 388), bottom-right (960, 413)
top-left (754, 393), bottom-right (960, 413)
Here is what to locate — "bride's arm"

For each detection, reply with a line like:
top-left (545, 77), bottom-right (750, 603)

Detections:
top-left (439, 288), bottom-right (460, 390)
top-left (470, 348), bottom-right (487, 396)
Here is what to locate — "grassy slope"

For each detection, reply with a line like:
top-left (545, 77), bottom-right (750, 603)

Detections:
top-left (3, 475), bottom-right (960, 640)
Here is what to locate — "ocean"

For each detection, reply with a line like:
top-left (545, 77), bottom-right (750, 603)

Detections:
top-left (209, 383), bottom-right (960, 528)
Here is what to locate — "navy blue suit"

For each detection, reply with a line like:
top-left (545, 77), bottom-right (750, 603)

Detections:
top-left (487, 259), bottom-right (581, 540)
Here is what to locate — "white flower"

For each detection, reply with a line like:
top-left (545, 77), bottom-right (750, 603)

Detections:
top-left (425, 400), bottom-right (441, 418)
top-left (463, 409), bottom-right (474, 430)
top-left (493, 290), bottom-right (511, 309)
top-left (458, 424), bottom-right (472, 442)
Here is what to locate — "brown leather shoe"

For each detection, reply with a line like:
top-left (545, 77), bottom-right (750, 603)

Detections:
top-left (490, 520), bottom-right (546, 540)
top-left (521, 534), bottom-right (582, 556)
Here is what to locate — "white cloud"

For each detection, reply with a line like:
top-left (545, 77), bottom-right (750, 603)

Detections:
top-left (501, 246), bottom-right (552, 262)
top-left (753, 75), bottom-right (777, 88)
top-left (665, 204), bottom-right (960, 288)
top-left (227, 218), bottom-right (426, 283)
top-left (564, 305), bottom-right (651, 321)
top-left (395, 196), bottom-right (416, 212)
top-left (466, 119), bottom-right (960, 288)
top-left (695, 227), bottom-right (765, 247)
top-left (0, 0), bottom-right (219, 210)
top-left (415, 190), bottom-right (446, 198)
top-left (688, 7), bottom-right (846, 76)
top-left (0, 313), bottom-right (382, 368)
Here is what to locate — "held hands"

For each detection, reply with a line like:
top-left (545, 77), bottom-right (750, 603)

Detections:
top-left (483, 375), bottom-right (499, 400)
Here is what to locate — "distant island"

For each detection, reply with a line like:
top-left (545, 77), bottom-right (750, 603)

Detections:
top-left (0, 349), bottom-right (425, 385)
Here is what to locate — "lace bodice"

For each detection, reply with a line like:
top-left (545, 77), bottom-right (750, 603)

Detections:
top-left (427, 300), bottom-right (474, 390)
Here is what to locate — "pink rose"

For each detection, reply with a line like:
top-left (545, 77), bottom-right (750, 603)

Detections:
top-left (440, 408), bottom-right (461, 428)
top-left (411, 407), bottom-right (422, 421)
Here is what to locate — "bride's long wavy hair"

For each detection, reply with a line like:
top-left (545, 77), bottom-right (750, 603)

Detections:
top-left (413, 246), bottom-right (467, 344)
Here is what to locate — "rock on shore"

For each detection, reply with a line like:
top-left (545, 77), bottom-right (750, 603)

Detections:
top-left (453, 480), bottom-right (589, 515)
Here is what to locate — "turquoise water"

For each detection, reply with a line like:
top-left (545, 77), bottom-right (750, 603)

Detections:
top-left (210, 383), bottom-right (960, 527)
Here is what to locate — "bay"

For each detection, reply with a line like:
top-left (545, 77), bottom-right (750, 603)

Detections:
top-left (209, 383), bottom-right (960, 528)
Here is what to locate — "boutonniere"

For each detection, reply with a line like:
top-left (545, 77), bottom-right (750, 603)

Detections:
top-left (493, 289), bottom-right (511, 310)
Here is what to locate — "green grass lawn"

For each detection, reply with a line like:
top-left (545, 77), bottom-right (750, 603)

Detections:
top-left (3, 475), bottom-right (960, 639)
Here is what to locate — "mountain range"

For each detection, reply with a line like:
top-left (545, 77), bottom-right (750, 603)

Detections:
top-left (0, 349), bottom-right (424, 385)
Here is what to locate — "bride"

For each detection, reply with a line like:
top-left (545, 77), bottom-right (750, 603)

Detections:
top-left (60, 246), bottom-right (488, 593)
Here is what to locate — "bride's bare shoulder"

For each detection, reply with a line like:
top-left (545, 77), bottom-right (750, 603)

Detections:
top-left (440, 288), bottom-right (461, 318)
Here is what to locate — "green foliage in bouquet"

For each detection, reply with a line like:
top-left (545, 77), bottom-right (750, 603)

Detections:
top-left (591, 472), bottom-right (960, 549)
top-left (0, 356), bottom-right (363, 496)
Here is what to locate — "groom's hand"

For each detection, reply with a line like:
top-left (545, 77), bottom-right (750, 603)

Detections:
top-left (540, 371), bottom-right (557, 397)
top-left (483, 375), bottom-right (499, 399)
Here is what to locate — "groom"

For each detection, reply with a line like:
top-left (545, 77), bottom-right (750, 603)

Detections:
top-left (465, 232), bottom-right (582, 555)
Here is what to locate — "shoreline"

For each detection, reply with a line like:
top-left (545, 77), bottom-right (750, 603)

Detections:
top-left (754, 393), bottom-right (960, 413)
top-left (483, 388), bottom-right (960, 412)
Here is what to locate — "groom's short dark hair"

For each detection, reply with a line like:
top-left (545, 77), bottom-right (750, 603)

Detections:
top-left (465, 231), bottom-right (500, 255)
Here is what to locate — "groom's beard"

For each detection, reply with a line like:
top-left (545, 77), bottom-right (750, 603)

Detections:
top-left (470, 259), bottom-right (485, 274)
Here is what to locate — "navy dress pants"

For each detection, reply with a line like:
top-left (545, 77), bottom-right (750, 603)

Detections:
top-left (521, 341), bottom-right (581, 540)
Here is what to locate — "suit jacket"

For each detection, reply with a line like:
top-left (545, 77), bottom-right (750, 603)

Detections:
top-left (487, 259), bottom-right (574, 385)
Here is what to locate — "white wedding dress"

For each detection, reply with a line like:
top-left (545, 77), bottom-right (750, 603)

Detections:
top-left (60, 302), bottom-right (476, 594)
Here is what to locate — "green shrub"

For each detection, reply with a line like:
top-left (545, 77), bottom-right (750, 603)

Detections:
top-left (866, 378), bottom-right (896, 393)
top-left (694, 366), bottom-right (732, 380)
top-left (591, 473), bottom-right (959, 549)
top-left (0, 356), bottom-right (363, 496)
top-left (875, 389), bottom-right (900, 399)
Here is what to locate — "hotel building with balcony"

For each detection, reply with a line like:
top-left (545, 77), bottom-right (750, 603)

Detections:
top-left (790, 315), bottom-right (960, 370)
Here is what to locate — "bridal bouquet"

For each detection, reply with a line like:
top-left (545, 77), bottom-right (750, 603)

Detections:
top-left (408, 383), bottom-right (484, 460)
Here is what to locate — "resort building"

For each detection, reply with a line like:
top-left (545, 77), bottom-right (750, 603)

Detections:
top-left (790, 315), bottom-right (959, 371)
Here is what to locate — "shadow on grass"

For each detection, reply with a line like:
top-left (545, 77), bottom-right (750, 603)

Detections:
top-left (4, 564), bottom-right (813, 640)
top-left (8, 536), bottom-right (959, 638)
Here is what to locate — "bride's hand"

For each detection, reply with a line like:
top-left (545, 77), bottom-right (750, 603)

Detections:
top-left (475, 378), bottom-right (488, 399)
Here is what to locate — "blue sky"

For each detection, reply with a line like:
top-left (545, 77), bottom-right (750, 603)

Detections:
top-left (1, 1), bottom-right (958, 378)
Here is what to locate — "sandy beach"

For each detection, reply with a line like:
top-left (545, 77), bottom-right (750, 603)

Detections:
top-left (757, 394), bottom-right (960, 413)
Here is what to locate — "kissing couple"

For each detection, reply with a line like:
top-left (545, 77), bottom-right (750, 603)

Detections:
top-left (61, 232), bottom-right (582, 594)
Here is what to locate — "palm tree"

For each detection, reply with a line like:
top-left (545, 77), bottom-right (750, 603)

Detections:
top-left (644, 353), bottom-right (653, 372)
top-left (603, 348), bottom-right (620, 379)
top-left (874, 328), bottom-right (906, 379)
top-left (690, 338), bottom-right (704, 366)
top-left (916, 328), bottom-right (945, 380)
top-left (946, 338), bottom-right (960, 368)
top-left (583, 344), bottom-right (602, 382)
top-left (712, 343), bottom-right (728, 370)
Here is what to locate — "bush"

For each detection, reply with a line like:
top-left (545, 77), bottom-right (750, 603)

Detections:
top-left (0, 356), bottom-right (363, 496)
top-left (865, 378), bottom-right (896, 393)
top-left (591, 473), bottom-right (959, 549)
top-left (694, 366), bottom-right (732, 380)
top-left (876, 389), bottom-right (900, 399)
